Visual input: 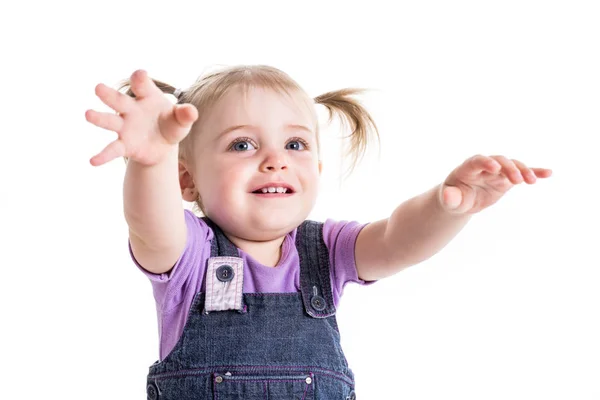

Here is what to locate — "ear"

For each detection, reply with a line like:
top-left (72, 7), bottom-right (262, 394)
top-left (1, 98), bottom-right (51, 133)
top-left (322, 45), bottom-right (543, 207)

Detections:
top-left (179, 162), bottom-right (198, 202)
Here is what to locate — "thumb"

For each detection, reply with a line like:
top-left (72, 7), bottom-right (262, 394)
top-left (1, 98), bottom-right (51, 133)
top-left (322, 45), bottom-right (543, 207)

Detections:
top-left (440, 185), bottom-right (463, 211)
top-left (174, 103), bottom-right (198, 127)
top-left (161, 104), bottom-right (199, 143)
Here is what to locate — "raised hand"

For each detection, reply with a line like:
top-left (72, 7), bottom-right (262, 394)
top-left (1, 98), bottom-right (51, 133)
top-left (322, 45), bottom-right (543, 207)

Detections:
top-left (440, 154), bottom-right (552, 214)
top-left (85, 69), bottom-right (198, 166)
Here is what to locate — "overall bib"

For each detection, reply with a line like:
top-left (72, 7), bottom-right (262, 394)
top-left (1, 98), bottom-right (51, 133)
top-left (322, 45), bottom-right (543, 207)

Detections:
top-left (145, 218), bottom-right (357, 400)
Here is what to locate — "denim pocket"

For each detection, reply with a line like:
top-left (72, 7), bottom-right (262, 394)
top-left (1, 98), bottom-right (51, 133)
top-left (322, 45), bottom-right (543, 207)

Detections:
top-left (212, 371), bottom-right (315, 400)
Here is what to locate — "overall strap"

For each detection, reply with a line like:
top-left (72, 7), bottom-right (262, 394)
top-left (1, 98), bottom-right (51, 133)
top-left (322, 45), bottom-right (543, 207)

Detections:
top-left (296, 220), bottom-right (336, 318)
top-left (201, 217), bottom-right (240, 258)
top-left (200, 217), bottom-right (244, 314)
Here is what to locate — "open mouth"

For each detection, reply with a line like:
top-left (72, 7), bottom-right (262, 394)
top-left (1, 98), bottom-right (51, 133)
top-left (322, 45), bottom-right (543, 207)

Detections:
top-left (252, 187), bottom-right (294, 195)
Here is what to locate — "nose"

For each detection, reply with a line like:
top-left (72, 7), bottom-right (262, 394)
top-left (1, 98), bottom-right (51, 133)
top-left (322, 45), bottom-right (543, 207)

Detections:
top-left (260, 149), bottom-right (288, 172)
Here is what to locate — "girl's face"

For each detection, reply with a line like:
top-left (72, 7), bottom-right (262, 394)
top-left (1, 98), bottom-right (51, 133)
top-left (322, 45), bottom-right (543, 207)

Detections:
top-left (189, 86), bottom-right (322, 241)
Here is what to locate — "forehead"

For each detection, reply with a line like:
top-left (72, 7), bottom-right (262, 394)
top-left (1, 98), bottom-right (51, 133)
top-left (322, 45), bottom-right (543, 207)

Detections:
top-left (207, 86), bottom-right (316, 129)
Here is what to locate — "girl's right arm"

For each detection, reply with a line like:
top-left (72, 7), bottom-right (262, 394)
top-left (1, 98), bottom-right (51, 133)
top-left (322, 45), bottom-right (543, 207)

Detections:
top-left (124, 148), bottom-right (186, 275)
top-left (86, 69), bottom-right (199, 275)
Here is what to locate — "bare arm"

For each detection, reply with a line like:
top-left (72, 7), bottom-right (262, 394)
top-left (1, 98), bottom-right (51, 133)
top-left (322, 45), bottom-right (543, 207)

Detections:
top-left (125, 146), bottom-right (187, 275)
top-left (86, 70), bottom-right (198, 275)
top-left (355, 184), bottom-right (470, 281)
top-left (354, 154), bottom-right (551, 281)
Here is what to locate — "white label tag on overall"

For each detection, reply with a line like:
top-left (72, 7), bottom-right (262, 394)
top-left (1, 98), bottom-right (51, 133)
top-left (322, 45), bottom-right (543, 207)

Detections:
top-left (204, 256), bottom-right (244, 313)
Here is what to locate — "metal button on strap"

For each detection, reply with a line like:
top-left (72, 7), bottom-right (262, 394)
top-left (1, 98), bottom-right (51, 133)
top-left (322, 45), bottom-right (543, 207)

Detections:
top-left (147, 383), bottom-right (158, 400)
top-left (305, 377), bottom-right (312, 384)
top-left (310, 286), bottom-right (326, 311)
top-left (215, 376), bottom-right (224, 383)
top-left (310, 295), bottom-right (326, 311)
top-left (216, 265), bottom-right (234, 282)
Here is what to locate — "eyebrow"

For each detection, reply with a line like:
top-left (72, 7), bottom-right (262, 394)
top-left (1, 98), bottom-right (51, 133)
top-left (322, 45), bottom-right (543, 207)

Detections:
top-left (217, 124), bottom-right (313, 138)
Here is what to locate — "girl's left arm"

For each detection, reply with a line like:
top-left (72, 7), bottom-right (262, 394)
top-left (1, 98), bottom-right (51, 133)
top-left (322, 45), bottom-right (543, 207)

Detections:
top-left (355, 154), bottom-right (552, 281)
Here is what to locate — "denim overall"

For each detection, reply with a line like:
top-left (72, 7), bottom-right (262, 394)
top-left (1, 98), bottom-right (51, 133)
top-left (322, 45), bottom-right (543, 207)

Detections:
top-left (145, 217), bottom-right (358, 400)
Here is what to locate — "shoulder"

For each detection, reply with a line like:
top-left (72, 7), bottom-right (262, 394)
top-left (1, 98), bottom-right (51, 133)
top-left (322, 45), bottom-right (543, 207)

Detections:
top-left (322, 218), bottom-right (369, 251)
top-left (131, 209), bottom-right (213, 283)
top-left (129, 209), bottom-right (214, 313)
top-left (295, 218), bottom-right (368, 251)
top-left (305, 218), bottom-right (375, 307)
top-left (187, 209), bottom-right (214, 241)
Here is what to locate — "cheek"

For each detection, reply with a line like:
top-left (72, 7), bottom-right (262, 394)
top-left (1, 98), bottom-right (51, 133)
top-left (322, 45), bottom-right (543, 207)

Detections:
top-left (298, 156), bottom-right (320, 177)
top-left (297, 169), bottom-right (320, 195)
top-left (204, 161), bottom-right (252, 199)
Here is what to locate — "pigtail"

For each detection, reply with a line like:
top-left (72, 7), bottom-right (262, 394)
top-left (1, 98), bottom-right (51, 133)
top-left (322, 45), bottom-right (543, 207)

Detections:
top-left (314, 88), bottom-right (380, 178)
top-left (116, 77), bottom-right (182, 101)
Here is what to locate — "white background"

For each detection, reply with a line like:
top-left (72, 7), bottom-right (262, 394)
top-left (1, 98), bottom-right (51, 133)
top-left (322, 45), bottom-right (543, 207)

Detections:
top-left (1, 0), bottom-right (598, 398)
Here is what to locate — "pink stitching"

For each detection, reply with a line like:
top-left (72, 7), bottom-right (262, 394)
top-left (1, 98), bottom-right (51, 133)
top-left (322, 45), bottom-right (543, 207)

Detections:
top-left (151, 366), bottom-right (351, 385)
top-left (301, 373), bottom-right (312, 400)
top-left (301, 382), bottom-right (309, 400)
top-left (220, 379), bottom-right (305, 383)
top-left (208, 260), bottom-right (213, 311)
top-left (235, 260), bottom-right (240, 309)
top-left (213, 374), bottom-right (219, 400)
top-left (244, 293), bottom-right (299, 296)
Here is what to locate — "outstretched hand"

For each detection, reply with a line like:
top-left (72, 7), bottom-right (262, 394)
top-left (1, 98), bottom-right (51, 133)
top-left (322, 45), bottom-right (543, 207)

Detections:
top-left (85, 69), bottom-right (198, 167)
top-left (440, 155), bottom-right (552, 214)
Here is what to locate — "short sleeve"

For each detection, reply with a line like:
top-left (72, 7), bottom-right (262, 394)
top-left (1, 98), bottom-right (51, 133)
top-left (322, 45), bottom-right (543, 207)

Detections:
top-left (128, 209), bottom-right (211, 311)
top-left (323, 219), bottom-right (377, 307)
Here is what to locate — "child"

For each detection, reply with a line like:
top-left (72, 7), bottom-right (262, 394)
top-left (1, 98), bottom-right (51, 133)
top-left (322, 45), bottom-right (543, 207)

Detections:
top-left (85, 65), bottom-right (551, 399)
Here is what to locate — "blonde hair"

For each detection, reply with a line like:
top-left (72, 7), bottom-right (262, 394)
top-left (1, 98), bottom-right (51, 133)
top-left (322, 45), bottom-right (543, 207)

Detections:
top-left (117, 64), bottom-right (380, 214)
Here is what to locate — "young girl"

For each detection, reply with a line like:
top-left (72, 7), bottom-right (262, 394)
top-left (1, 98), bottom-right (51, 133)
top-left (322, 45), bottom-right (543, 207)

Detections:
top-left (85, 65), bottom-right (551, 399)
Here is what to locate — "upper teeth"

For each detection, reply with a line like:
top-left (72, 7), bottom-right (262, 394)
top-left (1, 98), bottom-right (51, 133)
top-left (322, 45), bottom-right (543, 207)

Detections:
top-left (260, 187), bottom-right (288, 193)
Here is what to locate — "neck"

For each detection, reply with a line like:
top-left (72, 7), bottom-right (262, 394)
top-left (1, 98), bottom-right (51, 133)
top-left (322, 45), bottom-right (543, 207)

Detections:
top-left (225, 234), bottom-right (286, 268)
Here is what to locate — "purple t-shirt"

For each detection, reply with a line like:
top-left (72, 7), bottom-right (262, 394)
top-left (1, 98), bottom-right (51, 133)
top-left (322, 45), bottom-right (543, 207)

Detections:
top-left (130, 209), bottom-right (375, 361)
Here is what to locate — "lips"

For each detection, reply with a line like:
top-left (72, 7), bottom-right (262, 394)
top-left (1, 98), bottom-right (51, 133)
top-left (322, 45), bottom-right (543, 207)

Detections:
top-left (250, 182), bottom-right (296, 193)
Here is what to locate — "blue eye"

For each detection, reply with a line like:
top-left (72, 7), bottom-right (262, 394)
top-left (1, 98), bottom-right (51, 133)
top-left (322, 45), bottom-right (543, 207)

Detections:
top-left (230, 138), bottom-right (256, 152)
top-left (286, 138), bottom-right (309, 151)
top-left (229, 137), bottom-right (309, 152)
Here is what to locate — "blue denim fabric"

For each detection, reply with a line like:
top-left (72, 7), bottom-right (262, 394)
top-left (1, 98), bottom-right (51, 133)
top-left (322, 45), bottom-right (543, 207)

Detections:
top-left (145, 218), bottom-right (358, 400)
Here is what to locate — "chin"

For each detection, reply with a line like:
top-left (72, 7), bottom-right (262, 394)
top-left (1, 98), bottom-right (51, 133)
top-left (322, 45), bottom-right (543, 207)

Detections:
top-left (210, 212), bottom-right (289, 240)
top-left (253, 213), bottom-right (305, 236)
top-left (253, 215), bottom-right (297, 231)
